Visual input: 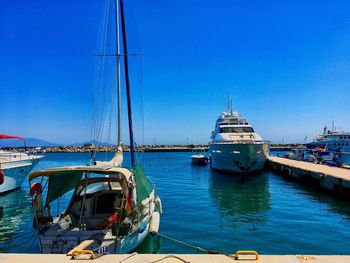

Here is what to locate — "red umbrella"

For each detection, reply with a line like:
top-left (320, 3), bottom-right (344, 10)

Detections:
top-left (0, 134), bottom-right (25, 140)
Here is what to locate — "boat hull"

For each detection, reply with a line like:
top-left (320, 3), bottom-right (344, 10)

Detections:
top-left (0, 156), bottom-right (43, 194)
top-left (209, 143), bottom-right (269, 174)
top-left (39, 218), bottom-right (153, 254)
top-left (191, 156), bottom-right (208, 165)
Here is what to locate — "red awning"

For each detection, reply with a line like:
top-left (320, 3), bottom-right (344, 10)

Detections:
top-left (0, 134), bottom-right (25, 140)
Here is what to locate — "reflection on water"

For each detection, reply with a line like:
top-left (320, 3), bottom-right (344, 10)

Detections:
top-left (285, 179), bottom-right (350, 220)
top-left (0, 190), bottom-right (38, 252)
top-left (209, 171), bottom-right (270, 220)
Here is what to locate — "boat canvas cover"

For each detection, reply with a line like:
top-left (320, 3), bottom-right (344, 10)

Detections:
top-left (46, 170), bottom-right (82, 206)
top-left (133, 165), bottom-right (153, 205)
top-left (29, 166), bottom-right (133, 206)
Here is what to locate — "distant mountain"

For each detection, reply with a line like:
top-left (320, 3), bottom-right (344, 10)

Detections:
top-left (0, 138), bottom-right (60, 148)
top-left (0, 138), bottom-right (116, 148)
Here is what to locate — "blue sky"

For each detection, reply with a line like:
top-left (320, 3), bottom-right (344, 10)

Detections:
top-left (1, 0), bottom-right (350, 145)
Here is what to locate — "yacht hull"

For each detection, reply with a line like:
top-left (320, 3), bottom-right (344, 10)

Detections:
top-left (209, 143), bottom-right (269, 174)
top-left (0, 157), bottom-right (43, 194)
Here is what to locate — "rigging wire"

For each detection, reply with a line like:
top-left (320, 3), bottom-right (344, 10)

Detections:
top-left (92, 0), bottom-right (146, 161)
top-left (138, 55), bottom-right (145, 163)
top-left (94, 0), bottom-right (112, 144)
top-left (92, 0), bottom-right (109, 142)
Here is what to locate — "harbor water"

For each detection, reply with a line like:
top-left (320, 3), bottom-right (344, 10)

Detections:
top-left (1, 152), bottom-right (350, 254)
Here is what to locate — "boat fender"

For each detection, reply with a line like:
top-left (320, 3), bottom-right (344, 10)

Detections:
top-left (150, 211), bottom-right (160, 235)
top-left (0, 170), bottom-right (4, 185)
top-left (30, 182), bottom-right (42, 196)
top-left (155, 197), bottom-right (163, 214)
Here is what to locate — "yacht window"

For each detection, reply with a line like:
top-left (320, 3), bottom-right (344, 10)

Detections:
top-left (220, 127), bottom-right (254, 133)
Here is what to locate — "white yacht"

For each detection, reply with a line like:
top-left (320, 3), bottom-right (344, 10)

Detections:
top-left (209, 107), bottom-right (269, 174)
top-left (0, 134), bottom-right (44, 194)
top-left (310, 126), bottom-right (350, 152)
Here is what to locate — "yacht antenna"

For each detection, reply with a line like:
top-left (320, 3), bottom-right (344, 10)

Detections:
top-left (227, 93), bottom-right (230, 110)
top-left (119, 0), bottom-right (135, 166)
top-left (115, 0), bottom-right (122, 146)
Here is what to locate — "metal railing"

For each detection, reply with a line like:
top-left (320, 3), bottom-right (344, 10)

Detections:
top-left (210, 140), bottom-right (271, 145)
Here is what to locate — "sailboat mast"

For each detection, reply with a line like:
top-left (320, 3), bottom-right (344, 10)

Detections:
top-left (119, 0), bottom-right (135, 166)
top-left (115, 0), bottom-right (122, 146)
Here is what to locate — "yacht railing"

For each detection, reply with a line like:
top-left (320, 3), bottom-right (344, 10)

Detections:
top-left (0, 148), bottom-right (45, 164)
top-left (211, 140), bottom-right (271, 145)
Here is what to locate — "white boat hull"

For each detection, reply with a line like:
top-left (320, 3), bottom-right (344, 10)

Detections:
top-left (40, 218), bottom-right (153, 254)
top-left (209, 143), bottom-right (269, 174)
top-left (0, 156), bottom-right (43, 194)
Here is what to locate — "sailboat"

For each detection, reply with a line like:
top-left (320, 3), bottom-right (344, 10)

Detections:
top-left (28, 0), bottom-right (162, 255)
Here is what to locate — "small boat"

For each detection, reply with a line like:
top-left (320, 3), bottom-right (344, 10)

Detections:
top-left (341, 163), bottom-right (350, 169)
top-left (191, 154), bottom-right (208, 165)
top-left (312, 146), bottom-right (339, 164)
top-left (0, 134), bottom-right (44, 194)
top-left (28, 0), bottom-right (161, 255)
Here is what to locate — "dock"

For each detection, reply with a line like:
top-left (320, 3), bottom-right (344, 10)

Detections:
top-left (1, 254), bottom-right (350, 263)
top-left (268, 156), bottom-right (350, 197)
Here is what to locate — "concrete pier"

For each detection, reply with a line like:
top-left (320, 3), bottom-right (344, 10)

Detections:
top-left (1, 254), bottom-right (350, 263)
top-left (268, 156), bottom-right (350, 197)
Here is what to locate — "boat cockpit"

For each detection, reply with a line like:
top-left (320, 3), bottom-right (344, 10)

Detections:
top-left (63, 177), bottom-right (128, 230)
top-left (28, 167), bottom-right (134, 232)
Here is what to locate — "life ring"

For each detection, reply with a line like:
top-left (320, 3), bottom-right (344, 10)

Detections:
top-left (0, 170), bottom-right (4, 185)
top-left (30, 182), bottom-right (42, 196)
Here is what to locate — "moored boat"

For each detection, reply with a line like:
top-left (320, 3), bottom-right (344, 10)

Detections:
top-left (27, 0), bottom-right (161, 255)
top-left (0, 134), bottom-right (44, 194)
top-left (28, 165), bottom-right (161, 254)
top-left (308, 126), bottom-right (350, 152)
top-left (191, 154), bottom-right (208, 165)
top-left (208, 104), bottom-right (269, 174)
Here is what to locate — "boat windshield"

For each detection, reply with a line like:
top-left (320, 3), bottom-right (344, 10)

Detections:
top-left (77, 181), bottom-right (122, 195)
top-left (220, 127), bottom-right (254, 133)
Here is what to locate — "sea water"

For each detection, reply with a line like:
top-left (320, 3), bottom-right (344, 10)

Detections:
top-left (1, 152), bottom-right (350, 254)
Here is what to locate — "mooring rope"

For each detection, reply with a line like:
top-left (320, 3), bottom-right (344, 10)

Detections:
top-left (152, 232), bottom-right (222, 254)
top-left (147, 255), bottom-right (190, 263)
